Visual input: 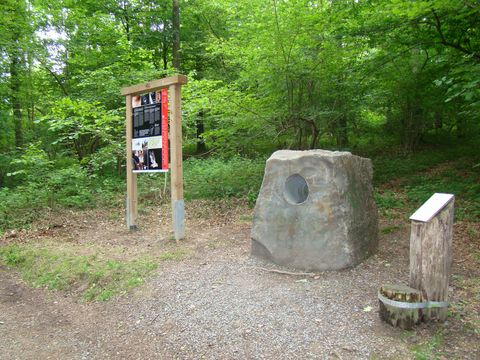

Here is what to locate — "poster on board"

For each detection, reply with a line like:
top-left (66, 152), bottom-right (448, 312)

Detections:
top-left (131, 89), bottom-right (169, 173)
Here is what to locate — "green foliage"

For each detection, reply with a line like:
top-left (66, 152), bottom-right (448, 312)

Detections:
top-left (2, 245), bottom-right (26, 265)
top-left (0, 144), bottom-right (95, 231)
top-left (158, 249), bottom-right (188, 261)
top-left (183, 156), bottom-right (265, 202)
top-left (41, 98), bottom-right (123, 161)
top-left (375, 190), bottom-right (405, 209)
top-left (0, 243), bottom-right (158, 301)
top-left (6, 142), bottom-right (53, 183)
top-left (411, 332), bottom-right (444, 360)
top-left (92, 176), bottom-right (126, 208)
top-left (182, 77), bottom-right (275, 156)
top-left (372, 141), bottom-right (480, 221)
top-left (46, 166), bottom-right (94, 208)
top-left (135, 155), bottom-right (266, 207)
top-left (371, 141), bottom-right (478, 185)
top-left (0, 0), bottom-right (479, 234)
top-left (405, 170), bottom-right (480, 221)
top-left (87, 142), bottom-right (124, 177)
top-left (380, 225), bottom-right (401, 234)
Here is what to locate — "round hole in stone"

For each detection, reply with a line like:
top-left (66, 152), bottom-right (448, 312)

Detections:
top-left (284, 174), bottom-right (309, 205)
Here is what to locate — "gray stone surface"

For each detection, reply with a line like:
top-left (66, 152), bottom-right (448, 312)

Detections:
top-left (251, 149), bottom-right (378, 271)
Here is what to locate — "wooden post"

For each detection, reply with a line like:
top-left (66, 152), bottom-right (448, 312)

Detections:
top-left (125, 94), bottom-right (138, 230)
top-left (169, 83), bottom-right (185, 240)
top-left (409, 193), bottom-right (454, 322)
top-left (121, 75), bottom-right (187, 234)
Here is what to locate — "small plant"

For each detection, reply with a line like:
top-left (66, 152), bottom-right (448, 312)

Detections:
top-left (159, 249), bottom-right (188, 261)
top-left (3, 245), bottom-right (26, 265)
top-left (411, 332), bottom-right (444, 360)
top-left (247, 189), bottom-right (258, 208)
top-left (381, 225), bottom-right (401, 234)
top-left (0, 244), bottom-right (158, 301)
top-left (400, 330), bottom-right (415, 341)
top-left (467, 227), bottom-right (478, 238)
top-left (374, 190), bottom-right (405, 209)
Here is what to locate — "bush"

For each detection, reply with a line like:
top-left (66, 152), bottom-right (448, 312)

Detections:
top-left (184, 156), bottom-right (265, 204)
top-left (0, 185), bottom-right (49, 231)
top-left (46, 165), bottom-right (93, 208)
top-left (405, 172), bottom-right (480, 221)
top-left (0, 145), bottom-right (96, 232)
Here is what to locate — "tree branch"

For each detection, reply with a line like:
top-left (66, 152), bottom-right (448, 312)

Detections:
top-left (431, 8), bottom-right (480, 61)
top-left (40, 63), bottom-right (69, 96)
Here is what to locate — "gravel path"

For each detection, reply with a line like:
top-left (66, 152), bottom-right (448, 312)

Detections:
top-left (114, 256), bottom-right (412, 359)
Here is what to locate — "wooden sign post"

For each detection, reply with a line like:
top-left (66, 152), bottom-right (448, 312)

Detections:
top-left (409, 193), bottom-right (454, 322)
top-left (121, 75), bottom-right (188, 240)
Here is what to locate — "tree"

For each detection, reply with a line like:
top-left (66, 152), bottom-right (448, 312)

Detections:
top-left (360, 0), bottom-right (480, 148)
top-left (172, 0), bottom-right (181, 70)
top-left (0, 0), bottom-right (34, 149)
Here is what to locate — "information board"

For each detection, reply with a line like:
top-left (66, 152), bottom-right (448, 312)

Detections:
top-left (131, 89), bottom-right (169, 173)
top-left (409, 193), bottom-right (454, 222)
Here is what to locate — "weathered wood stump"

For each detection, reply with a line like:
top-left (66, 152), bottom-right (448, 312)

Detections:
top-left (378, 284), bottom-right (423, 330)
top-left (410, 194), bottom-right (454, 322)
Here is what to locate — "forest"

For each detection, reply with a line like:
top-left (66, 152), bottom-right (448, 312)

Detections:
top-left (0, 1), bottom-right (479, 357)
top-left (0, 0), bottom-right (479, 229)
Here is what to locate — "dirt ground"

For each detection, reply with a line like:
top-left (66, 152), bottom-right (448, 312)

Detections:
top-left (0, 199), bottom-right (479, 359)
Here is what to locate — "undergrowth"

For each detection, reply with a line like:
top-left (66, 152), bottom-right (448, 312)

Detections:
top-left (410, 332), bottom-right (444, 360)
top-left (371, 139), bottom-right (478, 181)
top-left (375, 154), bottom-right (480, 221)
top-left (0, 243), bottom-right (158, 301)
top-left (1, 140), bottom-right (479, 233)
top-left (183, 156), bottom-right (265, 204)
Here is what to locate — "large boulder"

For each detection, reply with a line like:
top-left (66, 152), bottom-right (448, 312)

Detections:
top-left (251, 150), bottom-right (378, 271)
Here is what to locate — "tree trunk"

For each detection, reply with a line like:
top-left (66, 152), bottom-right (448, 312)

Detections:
top-left (401, 100), bottom-right (422, 152)
top-left (309, 123), bottom-right (319, 149)
top-left (296, 126), bottom-right (303, 150)
top-left (196, 109), bottom-right (207, 153)
top-left (162, 40), bottom-right (169, 70)
top-left (10, 54), bottom-right (23, 149)
top-left (456, 117), bottom-right (467, 139)
top-left (172, 0), bottom-right (181, 70)
top-left (336, 115), bottom-right (348, 148)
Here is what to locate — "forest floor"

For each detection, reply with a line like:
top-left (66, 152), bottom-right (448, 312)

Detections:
top-left (1, 187), bottom-right (479, 359)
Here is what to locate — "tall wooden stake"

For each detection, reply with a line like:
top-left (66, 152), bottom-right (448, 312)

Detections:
top-left (170, 83), bottom-right (185, 240)
top-left (125, 94), bottom-right (138, 230)
top-left (409, 194), bottom-right (454, 322)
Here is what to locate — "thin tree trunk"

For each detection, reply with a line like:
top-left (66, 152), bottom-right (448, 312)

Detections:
top-left (336, 115), bottom-right (348, 148)
top-left (162, 40), bottom-right (169, 70)
top-left (196, 109), bottom-right (207, 153)
top-left (27, 50), bottom-right (35, 125)
top-left (456, 117), bottom-right (467, 139)
top-left (172, 0), bottom-right (181, 70)
top-left (10, 54), bottom-right (23, 149)
top-left (310, 122), bottom-right (319, 149)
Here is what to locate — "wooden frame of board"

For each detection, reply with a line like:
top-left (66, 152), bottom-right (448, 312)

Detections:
top-left (121, 74), bottom-right (188, 240)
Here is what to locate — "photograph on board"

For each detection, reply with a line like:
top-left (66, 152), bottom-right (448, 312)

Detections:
top-left (132, 136), bottom-right (162, 171)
